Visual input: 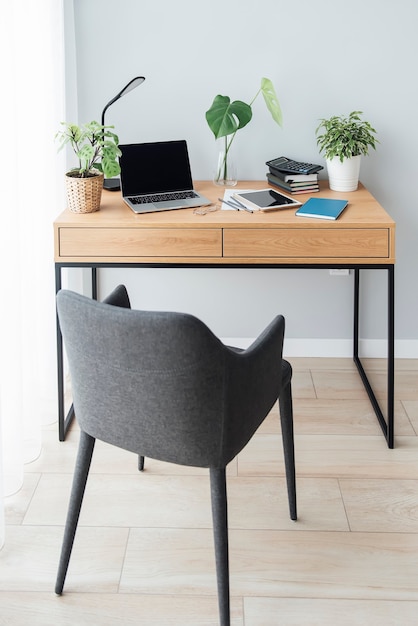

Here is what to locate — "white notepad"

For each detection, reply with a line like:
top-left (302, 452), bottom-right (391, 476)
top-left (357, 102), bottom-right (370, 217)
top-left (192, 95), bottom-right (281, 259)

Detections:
top-left (232, 188), bottom-right (302, 212)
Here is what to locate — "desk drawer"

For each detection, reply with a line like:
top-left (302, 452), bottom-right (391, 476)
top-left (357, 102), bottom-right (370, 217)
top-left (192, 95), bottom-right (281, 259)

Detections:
top-left (59, 228), bottom-right (222, 258)
top-left (223, 228), bottom-right (390, 259)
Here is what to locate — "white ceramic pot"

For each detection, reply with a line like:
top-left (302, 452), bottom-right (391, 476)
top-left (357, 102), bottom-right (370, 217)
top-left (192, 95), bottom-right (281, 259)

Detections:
top-left (326, 155), bottom-right (361, 192)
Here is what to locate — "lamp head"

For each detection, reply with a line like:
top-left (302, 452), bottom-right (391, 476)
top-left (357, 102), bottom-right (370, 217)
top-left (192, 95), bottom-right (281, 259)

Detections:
top-left (117, 76), bottom-right (145, 99)
top-left (101, 76), bottom-right (145, 125)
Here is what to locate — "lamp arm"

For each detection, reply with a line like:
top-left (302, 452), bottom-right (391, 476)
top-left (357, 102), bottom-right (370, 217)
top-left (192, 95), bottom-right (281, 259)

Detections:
top-left (101, 96), bottom-right (120, 127)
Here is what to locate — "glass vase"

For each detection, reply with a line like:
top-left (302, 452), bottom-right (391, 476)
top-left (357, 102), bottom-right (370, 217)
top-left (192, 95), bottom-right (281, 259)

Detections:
top-left (213, 136), bottom-right (237, 187)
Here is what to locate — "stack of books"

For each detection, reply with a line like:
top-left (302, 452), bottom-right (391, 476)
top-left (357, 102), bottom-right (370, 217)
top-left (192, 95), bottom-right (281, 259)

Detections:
top-left (266, 166), bottom-right (320, 195)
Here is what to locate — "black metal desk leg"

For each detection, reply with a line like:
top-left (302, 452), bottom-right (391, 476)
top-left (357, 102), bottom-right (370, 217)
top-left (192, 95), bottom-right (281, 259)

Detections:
top-left (92, 267), bottom-right (98, 300)
top-left (55, 265), bottom-right (75, 441)
top-left (353, 267), bottom-right (395, 448)
top-left (55, 265), bottom-right (65, 441)
top-left (353, 269), bottom-right (360, 360)
top-left (387, 266), bottom-right (395, 448)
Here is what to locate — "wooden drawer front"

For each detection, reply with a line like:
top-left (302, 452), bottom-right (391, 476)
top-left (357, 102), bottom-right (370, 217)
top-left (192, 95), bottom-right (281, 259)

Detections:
top-left (223, 228), bottom-right (389, 259)
top-left (59, 228), bottom-right (222, 258)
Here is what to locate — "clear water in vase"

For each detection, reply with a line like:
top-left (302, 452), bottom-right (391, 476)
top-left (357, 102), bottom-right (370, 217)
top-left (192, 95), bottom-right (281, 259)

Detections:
top-left (213, 137), bottom-right (237, 187)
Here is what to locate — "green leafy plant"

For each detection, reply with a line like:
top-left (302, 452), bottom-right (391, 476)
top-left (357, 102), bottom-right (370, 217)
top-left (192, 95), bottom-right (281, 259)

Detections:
top-left (205, 77), bottom-right (283, 182)
top-left (316, 111), bottom-right (378, 162)
top-left (56, 121), bottom-right (121, 178)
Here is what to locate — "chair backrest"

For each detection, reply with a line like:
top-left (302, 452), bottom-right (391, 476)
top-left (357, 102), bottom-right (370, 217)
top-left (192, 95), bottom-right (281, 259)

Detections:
top-left (57, 287), bottom-right (285, 468)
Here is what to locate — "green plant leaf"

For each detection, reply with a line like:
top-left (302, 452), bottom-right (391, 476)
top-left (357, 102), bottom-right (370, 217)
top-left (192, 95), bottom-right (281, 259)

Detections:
top-left (205, 95), bottom-right (252, 140)
top-left (68, 123), bottom-right (82, 142)
top-left (77, 144), bottom-right (95, 162)
top-left (103, 129), bottom-right (119, 145)
top-left (101, 157), bottom-right (121, 178)
top-left (260, 77), bottom-right (283, 127)
top-left (102, 141), bottom-right (122, 158)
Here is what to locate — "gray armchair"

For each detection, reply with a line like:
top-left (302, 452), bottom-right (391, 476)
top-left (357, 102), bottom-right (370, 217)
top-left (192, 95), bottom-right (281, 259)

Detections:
top-left (55, 284), bottom-right (296, 626)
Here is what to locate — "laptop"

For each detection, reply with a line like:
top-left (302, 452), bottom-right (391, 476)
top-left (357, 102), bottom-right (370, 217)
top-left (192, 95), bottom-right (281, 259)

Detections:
top-left (119, 140), bottom-right (212, 213)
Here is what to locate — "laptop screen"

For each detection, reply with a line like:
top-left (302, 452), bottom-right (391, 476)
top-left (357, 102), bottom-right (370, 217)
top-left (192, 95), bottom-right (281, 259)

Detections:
top-left (119, 140), bottom-right (194, 196)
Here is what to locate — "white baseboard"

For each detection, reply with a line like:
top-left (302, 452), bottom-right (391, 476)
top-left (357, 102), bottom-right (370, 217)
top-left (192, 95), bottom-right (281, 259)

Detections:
top-left (391, 340), bottom-right (418, 359)
top-left (222, 338), bottom-right (418, 359)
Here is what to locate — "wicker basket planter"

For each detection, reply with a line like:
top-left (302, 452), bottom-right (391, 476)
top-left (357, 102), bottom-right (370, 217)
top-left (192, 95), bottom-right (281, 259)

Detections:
top-left (65, 171), bottom-right (104, 213)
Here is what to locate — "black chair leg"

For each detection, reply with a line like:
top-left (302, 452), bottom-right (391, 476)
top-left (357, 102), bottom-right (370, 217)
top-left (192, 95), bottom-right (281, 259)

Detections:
top-left (138, 455), bottom-right (145, 471)
top-left (55, 430), bottom-right (96, 595)
top-left (279, 381), bottom-right (297, 521)
top-left (209, 467), bottom-right (230, 626)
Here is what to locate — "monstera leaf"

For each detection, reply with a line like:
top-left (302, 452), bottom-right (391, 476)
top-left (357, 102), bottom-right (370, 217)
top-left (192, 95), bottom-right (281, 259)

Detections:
top-left (205, 77), bottom-right (282, 141)
top-left (260, 77), bottom-right (283, 127)
top-left (205, 96), bottom-right (252, 140)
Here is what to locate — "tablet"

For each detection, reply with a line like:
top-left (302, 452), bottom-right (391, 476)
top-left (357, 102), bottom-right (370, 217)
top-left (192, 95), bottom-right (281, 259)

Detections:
top-left (232, 188), bottom-right (302, 212)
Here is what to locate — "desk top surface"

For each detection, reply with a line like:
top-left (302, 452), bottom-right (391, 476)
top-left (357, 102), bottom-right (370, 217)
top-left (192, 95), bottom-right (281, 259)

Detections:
top-left (54, 181), bottom-right (395, 230)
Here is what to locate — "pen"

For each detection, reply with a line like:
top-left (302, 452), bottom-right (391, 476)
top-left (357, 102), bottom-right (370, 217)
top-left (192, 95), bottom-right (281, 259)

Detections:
top-left (230, 196), bottom-right (253, 213)
top-left (217, 197), bottom-right (253, 213)
top-left (218, 197), bottom-right (238, 210)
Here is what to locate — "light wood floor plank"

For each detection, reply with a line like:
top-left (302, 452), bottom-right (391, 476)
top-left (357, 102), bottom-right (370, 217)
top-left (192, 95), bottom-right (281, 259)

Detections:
top-left (339, 478), bottom-right (418, 532)
top-left (244, 597), bottom-right (418, 626)
top-left (0, 593), bottom-right (244, 625)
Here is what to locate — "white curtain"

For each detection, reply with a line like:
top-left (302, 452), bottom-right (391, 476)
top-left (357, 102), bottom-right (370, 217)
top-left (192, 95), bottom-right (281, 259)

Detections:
top-left (0, 0), bottom-right (66, 547)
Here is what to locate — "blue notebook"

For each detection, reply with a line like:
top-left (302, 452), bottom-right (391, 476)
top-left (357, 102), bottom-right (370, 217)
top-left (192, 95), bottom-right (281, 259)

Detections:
top-left (295, 197), bottom-right (348, 220)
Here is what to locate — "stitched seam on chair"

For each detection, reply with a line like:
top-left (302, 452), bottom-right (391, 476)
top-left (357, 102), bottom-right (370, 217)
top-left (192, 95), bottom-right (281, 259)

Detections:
top-left (73, 349), bottom-right (216, 376)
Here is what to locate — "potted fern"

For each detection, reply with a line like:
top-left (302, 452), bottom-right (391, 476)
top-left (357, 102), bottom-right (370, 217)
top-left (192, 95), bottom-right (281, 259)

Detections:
top-left (56, 121), bottom-right (121, 213)
top-left (205, 77), bottom-right (283, 186)
top-left (315, 111), bottom-right (378, 191)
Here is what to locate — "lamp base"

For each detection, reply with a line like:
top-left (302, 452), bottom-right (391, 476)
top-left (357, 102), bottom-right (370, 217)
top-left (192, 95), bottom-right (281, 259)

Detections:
top-left (103, 178), bottom-right (121, 191)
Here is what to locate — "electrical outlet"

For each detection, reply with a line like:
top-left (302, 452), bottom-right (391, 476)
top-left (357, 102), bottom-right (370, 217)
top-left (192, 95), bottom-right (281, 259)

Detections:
top-left (329, 269), bottom-right (350, 276)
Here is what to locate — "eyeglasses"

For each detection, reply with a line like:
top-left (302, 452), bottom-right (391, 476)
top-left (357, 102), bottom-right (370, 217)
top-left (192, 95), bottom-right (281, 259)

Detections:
top-left (193, 204), bottom-right (219, 216)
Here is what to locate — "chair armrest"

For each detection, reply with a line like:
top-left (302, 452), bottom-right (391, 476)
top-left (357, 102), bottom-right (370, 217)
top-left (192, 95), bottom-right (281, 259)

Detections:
top-left (222, 315), bottom-right (286, 459)
top-left (102, 284), bottom-right (131, 309)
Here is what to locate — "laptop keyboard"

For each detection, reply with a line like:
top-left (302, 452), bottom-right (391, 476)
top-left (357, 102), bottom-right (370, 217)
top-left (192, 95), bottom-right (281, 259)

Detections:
top-left (128, 191), bottom-right (198, 204)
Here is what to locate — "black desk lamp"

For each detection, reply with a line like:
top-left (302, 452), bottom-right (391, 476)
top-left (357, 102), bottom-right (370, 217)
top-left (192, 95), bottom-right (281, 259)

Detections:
top-left (101, 76), bottom-right (145, 191)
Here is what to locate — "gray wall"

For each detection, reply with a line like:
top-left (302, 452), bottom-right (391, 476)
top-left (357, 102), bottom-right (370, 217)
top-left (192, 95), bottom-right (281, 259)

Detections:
top-left (68, 0), bottom-right (418, 355)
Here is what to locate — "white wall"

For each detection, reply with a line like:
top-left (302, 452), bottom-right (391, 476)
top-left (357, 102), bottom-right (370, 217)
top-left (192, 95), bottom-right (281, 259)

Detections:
top-left (67, 0), bottom-right (418, 355)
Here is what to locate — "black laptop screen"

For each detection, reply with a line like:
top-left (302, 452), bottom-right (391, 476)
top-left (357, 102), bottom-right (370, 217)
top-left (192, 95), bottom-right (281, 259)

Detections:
top-left (119, 140), bottom-right (194, 196)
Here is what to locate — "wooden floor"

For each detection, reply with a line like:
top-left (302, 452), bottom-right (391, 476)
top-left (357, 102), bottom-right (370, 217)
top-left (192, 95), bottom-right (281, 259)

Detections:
top-left (2, 357), bottom-right (418, 625)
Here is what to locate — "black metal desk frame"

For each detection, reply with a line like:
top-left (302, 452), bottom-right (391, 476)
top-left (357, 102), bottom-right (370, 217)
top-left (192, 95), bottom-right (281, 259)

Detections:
top-left (55, 261), bottom-right (395, 448)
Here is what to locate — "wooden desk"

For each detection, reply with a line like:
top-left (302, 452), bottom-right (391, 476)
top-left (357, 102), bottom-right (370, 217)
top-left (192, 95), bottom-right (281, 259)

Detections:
top-left (54, 181), bottom-right (395, 445)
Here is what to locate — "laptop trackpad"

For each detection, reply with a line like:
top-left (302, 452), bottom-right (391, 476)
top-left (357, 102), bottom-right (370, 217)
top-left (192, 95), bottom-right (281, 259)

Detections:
top-left (153, 200), bottom-right (185, 210)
